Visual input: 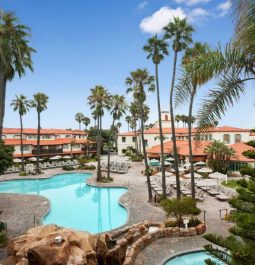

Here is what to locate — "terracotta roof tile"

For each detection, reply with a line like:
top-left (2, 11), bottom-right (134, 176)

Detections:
top-left (230, 142), bottom-right (255, 162)
top-left (3, 128), bottom-right (88, 135)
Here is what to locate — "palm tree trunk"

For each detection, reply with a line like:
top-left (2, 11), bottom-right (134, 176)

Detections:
top-left (134, 120), bottom-right (138, 153)
top-left (155, 63), bottom-right (167, 198)
top-left (107, 119), bottom-right (115, 179)
top-left (139, 106), bottom-right (153, 202)
top-left (97, 116), bottom-right (102, 181)
top-left (20, 114), bottom-right (25, 172)
top-left (138, 119), bottom-right (142, 154)
top-left (79, 122), bottom-right (81, 130)
top-left (36, 111), bottom-right (40, 174)
top-left (127, 122), bottom-right (129, 132)
top-left (170, 51), bottom-right (181, 199)
top-left (188, 86), bottom-right (196, 199)
top-left (0, 72), bottom-right (7, 141)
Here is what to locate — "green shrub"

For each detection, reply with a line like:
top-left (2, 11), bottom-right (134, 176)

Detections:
top-left (0, 141), bottom-right (14, 175)
top-left (188, 217), bottom-right (201, 227)
top-left (242, 150), bottom-right (255, 159)
top-left (19, 171), bottom-right (27, 176)
top-left (246, 140), bottom-right (255, 148)
top-left (164, 218), bottom-right (177, 227)
top-left (240, 165), bottom-right (255, 178)
top-left (0, 222), bottom-right (5, 232)
top-left (130, 154), bottom-right (144, 162)
top-left (62, 166), bottom-right (75, 171)
top-left (160, 197), bottom-right (201, 227)
top-left (0, 231), bottom-right (7, 247)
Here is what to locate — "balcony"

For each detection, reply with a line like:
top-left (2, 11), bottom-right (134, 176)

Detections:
top-left (32, 149), bottom-right (63, 155)
top-left (81, 146), bottom-right (96, 152)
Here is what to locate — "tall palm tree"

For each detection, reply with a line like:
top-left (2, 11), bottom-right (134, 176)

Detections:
top-left (10, 94), bottom-right (31, 172)
top-left (31, 92), bottom-right (49, 174)
top-left (125, 115), bottom-right (131, 132)
top-left (75, 112), bottom-right (85, 130)
top-left (175, 42), bottom-right (210, 199)
top-left (82, 116), bottom-right (90, 130)
top-left (0, 11), bottom-right (35, 140)
top-left (107, 95), bottom-right (127, 178)
top-left (188, 1), bottom-right (255, 130)
top-left (144, 35), bottom-right (169, 198)
top-left (88, 85), bottom-right (111, 181)
top-left (126, 68), bottom-right (155, 202)
top-left (164, 17), bottom-right (194, 199)
top-left (129, 102), bottom-right (139, 153)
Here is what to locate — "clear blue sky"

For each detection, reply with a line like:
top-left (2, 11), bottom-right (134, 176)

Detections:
top-left (2, 0), bottom-right (255, 131)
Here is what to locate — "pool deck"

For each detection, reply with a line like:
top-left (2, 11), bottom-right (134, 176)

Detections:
top-left (0, 157), bottom-right (233, 264)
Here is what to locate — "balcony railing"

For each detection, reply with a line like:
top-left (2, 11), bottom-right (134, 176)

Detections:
top-left (32, 149), bottom-right (63, 155)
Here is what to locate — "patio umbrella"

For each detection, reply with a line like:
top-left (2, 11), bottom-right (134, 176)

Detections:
top-left (171, 167), bottom-right (186, 173)
top-left (28, 157), bottom-right (37, 162)
top-left (50, 155), bottom-right (62, 160)
top-left (62, 155), bottom-right (72, 159)
top-left (194, 161), bottom-right (206, 166)
top-left (150, 159), bottom-right (159, 163)
top-left (165, 157), bottom-right (175, 162)
top-left (197, 167), bottom-right (213, 173)
top-left (162, 161), bottom-right (171, 166)
top-left (196, 179), bottom-right (218, 187)
top-left (13, 158), bottom-right (22, 163)
top-left (184, 172), bottom-right (202, 179)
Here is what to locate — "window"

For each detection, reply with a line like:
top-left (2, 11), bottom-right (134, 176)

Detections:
top-left (223, 134), bottom-right (230, 144)
top-left (165, 115), bottom-right (169, 121)
top-left (209, 134), bottom-right (213, 140)
top-left (205, 135), bottom-right (208, 141)
top-left (14, 134), bottom-right (21, 139)
top-left (122, 137), bottom-right (126, 143)
top-left (145, 140), bottom-right (148, 147)
top-left (132, 137), bottom-right (136, 142)
top-left (63, 144), bottom-right (69, 150)
top-left (42, 135), bottom-right (51, 139)
top-left (235, 134), bottom-right (241, 143)
top-left (1, 135), bottom-right (6, 139)
top-left (200, 135), bottom-right (204, 140)
top-left (73, 144), bottom-right (80, 149)
top-left (122, 149), bottom-right (126, 154)
top-left (27, 135), bottom-right (37, 139)
top-left (65, 135), bottom-right (71, 138)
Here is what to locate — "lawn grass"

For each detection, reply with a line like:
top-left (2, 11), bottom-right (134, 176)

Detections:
top-left (221, 179), bottom-right (240, 189)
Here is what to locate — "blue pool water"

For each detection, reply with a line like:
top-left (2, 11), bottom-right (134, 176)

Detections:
top-left (0, 173), bottom-right (128, 233)
top-left (165, 251), bottom-right (226, 265)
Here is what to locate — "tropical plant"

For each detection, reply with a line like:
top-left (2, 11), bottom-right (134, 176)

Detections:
top-left (126, 68), bottom-right (155, 202)
top-left (204, 140), bottom-right (236, 174)
top-left (82, 116), bottom-right (90, 130)
top-left (242, 149), bottom-right (255, 159)
top-left (10, 94), bottom-right (31, 171)
top-left (0, 11), bottom-right (35, 140)
top-left (163, 17), bottom-right (194, 198)
top-left (246, 140), bottom-right (255, 148)
top-left (31, 92), bottom-right (49, 174)
top-left (107, 94), bottom-right (127, 178)
top-left (204, 163), bottom-right (255, 265)
top-left (125, 115), bottom-right (132, 132)
top-left (189, 1), bottom-right (255, 130)
top-left (161, 197), bottom-right (201, 227)
top-left (75, 112), bottom-right (85, 130)
top-left (144, 35), bottom-right (169, 198)
top-left (175, 42), bottom-right (210, 199)
top-left (88, 85), bottom-right (111, 181)
top-left (0, 140), bottom-right (14, 175)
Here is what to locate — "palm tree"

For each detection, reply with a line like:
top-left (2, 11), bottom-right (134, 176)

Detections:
top-left (175, 114), bottom-right (181, 127)
top-left (126, 68), bottom-right (155, 202)
top-left (188, 1), bottom-right (255, 130)
top-left (0, 11), bottom-right (35, 140)
top-left (175, 42), bottom-right (210, 199)
top-left (164, 17), bottom-right (194, 199)
top-left (125, 115), bottom-right (132, 132)
top-left (82, 116), bottom-right (90, 130)
top-left (107, 95), bottom-right (127, 178)
top-left (10, 94), bottom-right (31, 172)
top-left (75, 112), bottom-right (85, 130)
top-left (144, 35), bottom-right (169, 198)
top-left (31, 92), bottom-right (49, 174)
top-left (88, 85), bottom-right (111, 181)
top-left (129, 102), bottom-right (139, 153)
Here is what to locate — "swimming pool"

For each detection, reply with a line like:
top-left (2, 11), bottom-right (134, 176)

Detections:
top-left (0, 173), bottom-right (128, 233)
top-left (165, 251), bottom-right (226, 265)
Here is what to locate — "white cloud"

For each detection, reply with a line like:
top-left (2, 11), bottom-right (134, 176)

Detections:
top-left (217, 0), bottom-right (232, 16)
top-left (175, 0), bottom-right (210, 6)
top-left (188, 8), bottom-right (209, 23)
top-left (139, 6), bottom-right (186, 34)
top-left (138, 1), bottom-right (148, 10)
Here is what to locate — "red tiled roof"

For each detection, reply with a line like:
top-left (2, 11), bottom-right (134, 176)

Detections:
top-left (118, 131), bottom-right (137, 136)
top-left (146, 140), bottom-right (211, 156)
top-left (4, 138), bottom-right (95, 146)
top-left (3, 128), bottom-right (88, 135)
top-left (230, 142), bottom-right (255, 162)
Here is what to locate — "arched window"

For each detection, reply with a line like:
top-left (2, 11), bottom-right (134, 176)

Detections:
top-left (165, 115), bottom-right (168, 121)
top-left (223, 134), bottom-right (230, 144)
